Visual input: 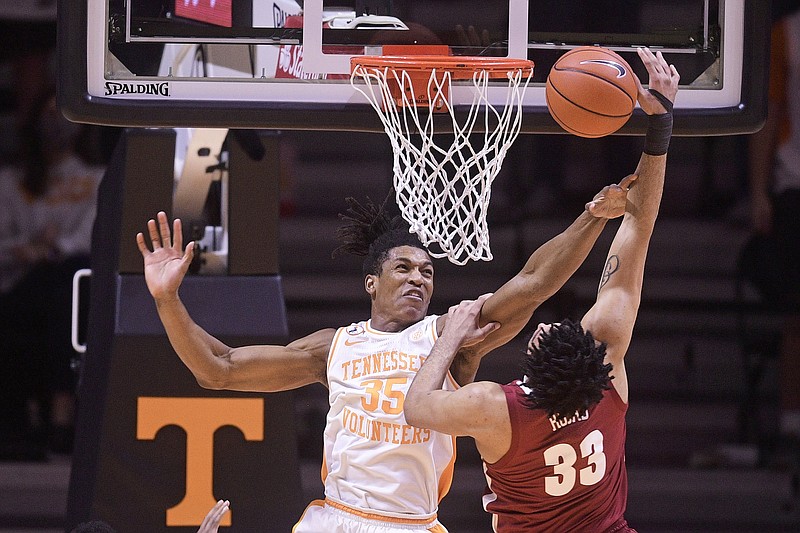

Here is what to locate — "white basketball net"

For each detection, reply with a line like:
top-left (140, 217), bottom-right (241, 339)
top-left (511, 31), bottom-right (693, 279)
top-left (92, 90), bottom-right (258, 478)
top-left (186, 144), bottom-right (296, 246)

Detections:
top-left (351, 63), bottom-right (532, 265)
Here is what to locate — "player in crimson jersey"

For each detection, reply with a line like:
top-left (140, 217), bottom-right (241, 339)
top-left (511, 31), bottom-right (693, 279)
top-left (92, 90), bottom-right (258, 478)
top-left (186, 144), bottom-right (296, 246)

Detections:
top-left (405, 47), bottom-right (680, 533)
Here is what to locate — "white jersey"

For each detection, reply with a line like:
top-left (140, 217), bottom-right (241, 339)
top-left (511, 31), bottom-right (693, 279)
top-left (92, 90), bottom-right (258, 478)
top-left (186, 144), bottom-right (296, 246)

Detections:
top-left (322, 316), bottom-right (457, 521)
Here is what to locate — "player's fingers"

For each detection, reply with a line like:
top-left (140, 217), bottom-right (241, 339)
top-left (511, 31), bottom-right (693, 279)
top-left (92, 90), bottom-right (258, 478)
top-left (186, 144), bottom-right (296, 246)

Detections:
top-left (478, 321), bottom-right (500, 337)
top-left (619, 173), bottom-right (638, 190)
top-left (452, 296), bottom-right (488, 319)
top-left (200, 500), bottom-right (228, 528)
top-left (586, 193), bottom-right (609, 208)
top-left (136, 232), bottom-right (150, 255)
top-left (650, 48), bottom-right (664, 67)
top-left (157, 211), bottom-right (172, 248)
top-left (586, 201), bottom-right (603, 215)
top-left (173, 218), bottom-right (183, 251)
top-left (641, 47), bottom-right (667, 77)
top-left (461, 297), bottom-right (482, 313)
top-left (467, 25), bottom-right (481, 46)
top-left (183, 241), bottom-right (195, 263)
top-left (212, 500), bottom-right (230, 520)
top-left (638, 46), bottom-right (655, 64)
top-left (199, 502), bottom-right (216, 527)
top-left (455, 24), bottom-right (468, 46)
top-left (462, 295), bottom-right (488, 316)
top-left (147, 218), bottom-right (161, 248)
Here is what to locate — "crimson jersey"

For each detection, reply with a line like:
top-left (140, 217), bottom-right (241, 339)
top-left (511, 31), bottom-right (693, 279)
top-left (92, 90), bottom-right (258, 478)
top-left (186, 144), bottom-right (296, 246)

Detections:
top-left (482, 381), bottom-right (630, 533)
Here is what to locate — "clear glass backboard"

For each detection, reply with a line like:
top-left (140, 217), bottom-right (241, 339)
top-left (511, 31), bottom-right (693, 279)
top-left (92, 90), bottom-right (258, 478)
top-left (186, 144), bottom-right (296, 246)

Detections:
top-left (58, 0), bottom-right (770, 135)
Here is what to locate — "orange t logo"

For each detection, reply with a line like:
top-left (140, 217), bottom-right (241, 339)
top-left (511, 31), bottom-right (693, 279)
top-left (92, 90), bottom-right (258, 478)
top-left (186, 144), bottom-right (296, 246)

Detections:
top-left (137, 397), bottom-right (264, 527)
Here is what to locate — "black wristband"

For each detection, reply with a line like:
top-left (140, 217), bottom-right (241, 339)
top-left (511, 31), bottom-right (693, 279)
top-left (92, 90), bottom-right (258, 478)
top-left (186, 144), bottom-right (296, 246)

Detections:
top-left (643, 90), bottom-right (674, 156)
top-left (649, 89), bottom-right (674, 114)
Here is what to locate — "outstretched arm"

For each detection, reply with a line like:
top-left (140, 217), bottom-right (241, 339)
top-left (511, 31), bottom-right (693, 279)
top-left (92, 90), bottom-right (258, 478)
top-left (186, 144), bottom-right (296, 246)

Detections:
top-left (136, 212), bottom-right (330, 392)
top-left (480, 175), bottom-right (634, 327)
top-left (581, 48), bottom-right (680, 400)
top-left (407, 297), bottom-right (508, 447)
top-left (446, 162), bottom-right (635, 386)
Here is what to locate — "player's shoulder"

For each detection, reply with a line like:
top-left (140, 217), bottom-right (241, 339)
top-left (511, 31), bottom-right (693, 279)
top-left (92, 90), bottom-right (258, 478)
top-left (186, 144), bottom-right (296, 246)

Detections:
top-left (460, 380), bottom-right (506, 405)
top-left (313, 327), bottom-right (338, 342)
top-left (290, 327), bottom-right (337, 352)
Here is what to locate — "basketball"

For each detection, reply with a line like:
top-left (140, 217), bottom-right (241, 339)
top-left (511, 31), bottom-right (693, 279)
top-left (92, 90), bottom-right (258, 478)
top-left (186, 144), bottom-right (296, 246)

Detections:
top-left (545, 46), bottom-right (638, 138)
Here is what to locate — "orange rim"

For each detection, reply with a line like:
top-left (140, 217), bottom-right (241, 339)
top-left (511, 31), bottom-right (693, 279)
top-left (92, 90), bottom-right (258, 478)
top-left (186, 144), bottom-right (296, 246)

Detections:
top-left (351, 55), bottom-right (534, 79)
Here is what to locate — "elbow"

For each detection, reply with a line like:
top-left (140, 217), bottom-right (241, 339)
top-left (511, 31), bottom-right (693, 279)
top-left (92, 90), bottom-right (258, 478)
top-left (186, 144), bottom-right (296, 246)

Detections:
top-left (194, 372), bottom-right (229, 391)
top-left (404, 396), bottom-right (427, 428)
top-left (195, 377), bottom-right (223, 390)
top-left (405, 410), bottom-right (422, 428)
top-left (192, 354), bottom-right (235, 390)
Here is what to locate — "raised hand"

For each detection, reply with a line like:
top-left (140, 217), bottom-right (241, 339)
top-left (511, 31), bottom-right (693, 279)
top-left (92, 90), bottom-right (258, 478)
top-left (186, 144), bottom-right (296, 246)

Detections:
top-left (455, 24), bottom-right (492, 55)
top-left (634, 47), bottom-right (680, 115)
top-left (135, 211), bottom-right (195, 301)
top-left (197, 499), bottom-right (230, 533)
top-left (442, 294), bottom-right (499, 348)
top-left (586, 174), bottom-right (638, 219)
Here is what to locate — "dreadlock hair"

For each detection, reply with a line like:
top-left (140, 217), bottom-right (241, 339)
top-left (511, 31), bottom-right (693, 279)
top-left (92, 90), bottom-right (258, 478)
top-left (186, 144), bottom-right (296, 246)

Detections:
top-left (520, 319), bottom-right (613, 418)
top-left (332, 195), bottom-right (428, 277)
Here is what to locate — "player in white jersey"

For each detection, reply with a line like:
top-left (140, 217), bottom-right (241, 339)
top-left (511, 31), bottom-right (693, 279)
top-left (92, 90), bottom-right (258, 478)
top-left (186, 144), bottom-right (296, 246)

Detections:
top-left (137, 181), bottom-right (634, 531)
top-left (296, 315), bottom-right (454, 532)
top-left (324, 317), bottom-right (454, 517)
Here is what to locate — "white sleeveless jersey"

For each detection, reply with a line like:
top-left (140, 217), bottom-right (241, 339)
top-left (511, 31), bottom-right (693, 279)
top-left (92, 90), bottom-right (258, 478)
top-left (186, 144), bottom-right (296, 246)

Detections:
top-left (322, 316), bottom-right (457, 520)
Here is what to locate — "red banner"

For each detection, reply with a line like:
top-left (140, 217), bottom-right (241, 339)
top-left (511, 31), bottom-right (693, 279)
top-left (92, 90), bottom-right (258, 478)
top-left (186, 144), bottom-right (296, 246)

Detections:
top-left (174, 0), bottom-right (233, 28)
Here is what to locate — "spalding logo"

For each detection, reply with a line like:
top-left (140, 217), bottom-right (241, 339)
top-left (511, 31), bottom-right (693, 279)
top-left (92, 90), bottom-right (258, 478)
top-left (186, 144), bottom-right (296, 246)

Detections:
top-left (579, 60), bottom-right (627, 78)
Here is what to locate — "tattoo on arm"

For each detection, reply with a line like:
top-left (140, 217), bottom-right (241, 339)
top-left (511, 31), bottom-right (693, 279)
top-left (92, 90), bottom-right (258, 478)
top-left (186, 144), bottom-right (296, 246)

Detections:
top-left (599, 255), bottom-right (620, 292)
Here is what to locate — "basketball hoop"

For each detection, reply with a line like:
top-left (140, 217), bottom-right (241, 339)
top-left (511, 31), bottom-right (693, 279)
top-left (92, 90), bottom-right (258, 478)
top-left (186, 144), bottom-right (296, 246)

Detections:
top-left (350, 55), bottom-right (534, 265)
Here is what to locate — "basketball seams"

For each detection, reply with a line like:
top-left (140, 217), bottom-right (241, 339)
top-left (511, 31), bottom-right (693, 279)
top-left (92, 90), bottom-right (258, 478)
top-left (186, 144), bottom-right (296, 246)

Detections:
top-left (545, 46), bottom-right (638, 137)
top-left (549, 68), bottom-right (636, 111)
top-left (552, 46), bottom-right (636, 100)
top-left (545, 79), bottom-right (630, 119)
top-left (546, 90), bottom-right (619, 138)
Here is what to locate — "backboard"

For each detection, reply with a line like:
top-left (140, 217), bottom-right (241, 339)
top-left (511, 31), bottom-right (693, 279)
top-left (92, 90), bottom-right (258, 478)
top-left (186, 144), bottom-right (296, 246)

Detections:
top-left (59, 0), bottom-right (770, 135)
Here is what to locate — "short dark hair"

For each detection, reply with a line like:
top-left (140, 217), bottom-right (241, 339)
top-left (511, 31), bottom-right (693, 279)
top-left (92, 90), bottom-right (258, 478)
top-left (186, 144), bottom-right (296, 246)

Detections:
top-left (520, 319), bottom-right (612, 417)
top-left (333, 195), bottom-right (428, 277)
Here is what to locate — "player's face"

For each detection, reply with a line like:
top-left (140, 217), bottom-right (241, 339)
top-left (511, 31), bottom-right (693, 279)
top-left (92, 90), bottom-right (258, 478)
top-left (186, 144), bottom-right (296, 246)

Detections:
top-left (368, 246), bottom-right (434, 328)
top-left (528, 322), bottom-right (559, 352)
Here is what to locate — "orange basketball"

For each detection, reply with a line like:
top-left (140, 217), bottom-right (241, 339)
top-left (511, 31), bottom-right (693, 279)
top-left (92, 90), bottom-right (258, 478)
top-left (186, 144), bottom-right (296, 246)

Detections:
top-left (545, 46), bottom-right (638, 138)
